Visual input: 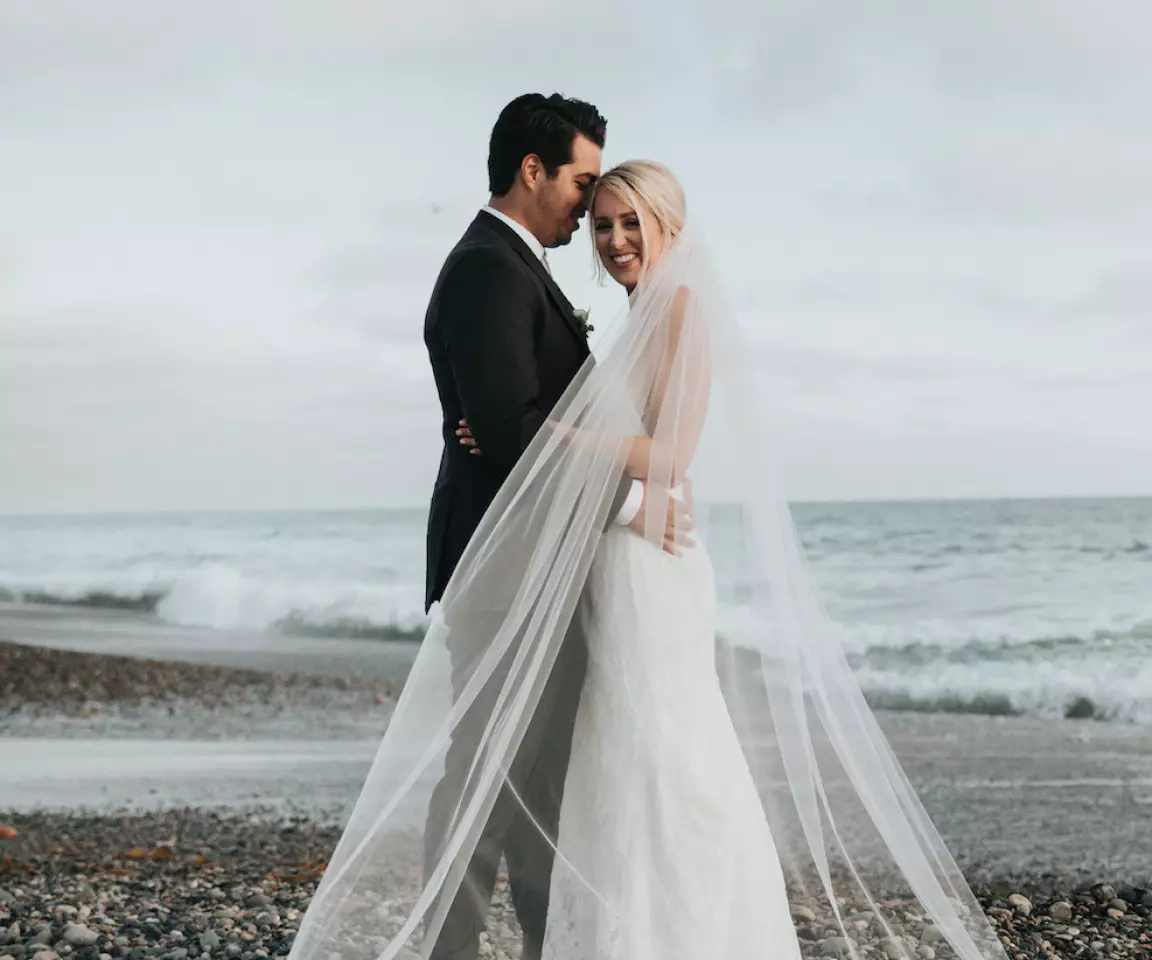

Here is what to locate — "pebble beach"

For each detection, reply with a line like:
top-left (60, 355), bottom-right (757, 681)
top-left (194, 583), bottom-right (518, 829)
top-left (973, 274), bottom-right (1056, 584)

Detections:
top-left (3, 638), bottom-right (1152, 960)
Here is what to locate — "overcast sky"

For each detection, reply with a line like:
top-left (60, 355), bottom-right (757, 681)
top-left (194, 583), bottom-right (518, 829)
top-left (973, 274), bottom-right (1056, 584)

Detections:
top-left (2, 1), bottom-right (1150, 513)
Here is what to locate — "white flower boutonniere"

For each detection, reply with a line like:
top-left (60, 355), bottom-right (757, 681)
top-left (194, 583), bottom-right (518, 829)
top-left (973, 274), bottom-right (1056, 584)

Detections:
top-left (573, 308), bottom-right (594, 338)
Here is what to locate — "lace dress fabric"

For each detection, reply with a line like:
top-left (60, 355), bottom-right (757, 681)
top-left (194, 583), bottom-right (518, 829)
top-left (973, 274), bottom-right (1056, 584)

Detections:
top-left (541, 519), bottom-right (804, 959)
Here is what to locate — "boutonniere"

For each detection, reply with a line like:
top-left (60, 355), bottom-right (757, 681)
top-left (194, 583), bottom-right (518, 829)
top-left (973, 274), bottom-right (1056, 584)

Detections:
top-left (573, 308), bottom-right (594, 338)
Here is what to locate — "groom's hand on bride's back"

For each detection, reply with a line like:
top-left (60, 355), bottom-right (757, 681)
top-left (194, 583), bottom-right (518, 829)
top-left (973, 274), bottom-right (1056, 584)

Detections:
top-left (629, 480), bottom-right (694, 556)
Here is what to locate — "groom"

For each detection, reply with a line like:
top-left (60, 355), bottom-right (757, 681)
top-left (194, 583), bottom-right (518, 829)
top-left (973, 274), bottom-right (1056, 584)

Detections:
top-left (422, 93), bottom-right (684, 959)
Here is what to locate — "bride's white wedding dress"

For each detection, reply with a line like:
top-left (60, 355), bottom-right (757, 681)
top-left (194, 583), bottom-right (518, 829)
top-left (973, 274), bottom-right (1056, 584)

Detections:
top-left (542, 496), bottom-right (803, 960)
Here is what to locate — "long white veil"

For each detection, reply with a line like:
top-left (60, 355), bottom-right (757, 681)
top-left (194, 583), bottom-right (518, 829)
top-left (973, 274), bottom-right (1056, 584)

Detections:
top-left (286, 212), bottom-right (1006, 960)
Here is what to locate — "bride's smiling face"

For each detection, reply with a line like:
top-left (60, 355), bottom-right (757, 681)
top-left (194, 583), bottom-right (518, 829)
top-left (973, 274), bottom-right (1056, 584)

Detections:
top-left (592, 190), bottom-right (666, 290)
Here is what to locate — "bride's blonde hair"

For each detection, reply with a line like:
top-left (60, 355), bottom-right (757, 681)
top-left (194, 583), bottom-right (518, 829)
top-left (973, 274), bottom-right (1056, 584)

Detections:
top-left (589, 160), bottom-right (687, 283)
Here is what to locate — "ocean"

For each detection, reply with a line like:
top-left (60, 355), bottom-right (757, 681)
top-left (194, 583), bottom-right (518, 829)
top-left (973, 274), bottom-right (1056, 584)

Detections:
top-left (1, 498), bottom-right (1150, 724)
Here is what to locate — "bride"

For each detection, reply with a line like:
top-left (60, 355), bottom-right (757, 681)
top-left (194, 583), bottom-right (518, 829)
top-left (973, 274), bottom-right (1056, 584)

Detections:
top-left (541, 161), bottom-right (803, 959)
top-left (287, 162), bottom-right (1007, 960)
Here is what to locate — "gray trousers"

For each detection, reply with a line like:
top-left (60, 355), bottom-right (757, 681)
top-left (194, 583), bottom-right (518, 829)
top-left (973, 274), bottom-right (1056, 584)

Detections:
top-left (423, 621), bottom-right (588, 960)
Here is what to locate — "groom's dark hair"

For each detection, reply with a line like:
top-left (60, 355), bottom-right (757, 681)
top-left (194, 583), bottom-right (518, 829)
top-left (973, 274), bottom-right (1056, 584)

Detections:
top-left (488, 93), bottom-right (607, 197)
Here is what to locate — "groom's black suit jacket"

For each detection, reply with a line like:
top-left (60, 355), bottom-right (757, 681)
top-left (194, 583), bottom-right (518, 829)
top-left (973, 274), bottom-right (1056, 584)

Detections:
top-left (423, 212), bottom-right (594, 610)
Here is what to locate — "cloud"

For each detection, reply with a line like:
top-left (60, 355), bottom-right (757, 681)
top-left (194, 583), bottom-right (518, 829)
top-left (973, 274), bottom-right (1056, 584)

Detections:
top-left (1027, 370), bottom-right (1150, 391)
top-left (756, 341), bottom-right (981, 386)
top-left (1052, 267), bottom-right (1152, 322)
top-left (775, 274), bottom-right (1046, 318)
top-left (1, 1), bottom-right (1150, 510)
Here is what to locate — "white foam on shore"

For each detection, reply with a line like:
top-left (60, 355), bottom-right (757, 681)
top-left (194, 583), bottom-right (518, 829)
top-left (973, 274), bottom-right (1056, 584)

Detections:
top-left (855, 655), bottom-right (1152, 724)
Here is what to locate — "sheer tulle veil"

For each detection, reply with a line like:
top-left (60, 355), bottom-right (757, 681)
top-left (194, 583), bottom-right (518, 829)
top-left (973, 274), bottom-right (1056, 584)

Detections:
top-left (285, 162), bottom-right (1007, 960)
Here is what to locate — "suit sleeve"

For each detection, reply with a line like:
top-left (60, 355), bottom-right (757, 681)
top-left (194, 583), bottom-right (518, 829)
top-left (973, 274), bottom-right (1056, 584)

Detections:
top-left (439, 249), bottom-right (546, 473)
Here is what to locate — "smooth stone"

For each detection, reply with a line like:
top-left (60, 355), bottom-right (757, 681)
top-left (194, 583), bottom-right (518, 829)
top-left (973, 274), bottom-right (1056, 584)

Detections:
top-left (880, 938), bottom-right (907, 959)
top-left (1048, 902), bottom-right (1074, 922)
top-left (1007, 894), bottom-right (1033, 917)
top-left (63, 928), bottom-right (98, 948)
top-left (1106, 899), bottom-right (1127, 915)
top-left (1115, 885), bottom-right (1145, 904)
top-left (791, 906), bottom-right (817, 924)
top-left (820, 938), bottom-right (857, 956)
top-left (198, 936), bottom-right (219, 953)
top-left (920, 926), bottom-right (945, 945)
top-left (916, 948), bottom-right (935, 960)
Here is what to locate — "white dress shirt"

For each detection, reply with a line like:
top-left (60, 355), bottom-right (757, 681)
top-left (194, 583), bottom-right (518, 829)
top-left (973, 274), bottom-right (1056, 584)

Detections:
top-left (478, 206), bottom-right (644, 527)
top-left (481, 205), bottom-right (546, 265)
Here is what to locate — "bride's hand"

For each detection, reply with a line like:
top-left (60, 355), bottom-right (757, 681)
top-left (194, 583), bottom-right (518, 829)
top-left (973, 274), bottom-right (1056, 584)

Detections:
top-left (628, 482), bottom-right (694, 556)
top-left (680, 476), bottom-right (694, 517)
top-left (456, 419), bottom-right (482, 456)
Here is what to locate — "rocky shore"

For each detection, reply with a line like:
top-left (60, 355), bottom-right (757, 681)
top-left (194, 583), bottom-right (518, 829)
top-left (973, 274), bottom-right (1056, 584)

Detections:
top-left (0, 642), bottom-right (394, 741)
top-left (3, 638), bottom-right (1152, 959)
top-left (0, 809), bottom-right (1150, 960)
top-left (0, 641), bottom-right (396, 714)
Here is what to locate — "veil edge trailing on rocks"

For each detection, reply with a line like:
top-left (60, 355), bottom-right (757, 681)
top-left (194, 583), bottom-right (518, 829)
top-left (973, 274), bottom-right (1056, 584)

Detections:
top-left (286, 223), bottom-right (1007, 960)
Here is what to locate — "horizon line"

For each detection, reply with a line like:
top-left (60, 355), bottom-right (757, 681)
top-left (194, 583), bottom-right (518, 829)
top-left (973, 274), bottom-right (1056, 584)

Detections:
top-left (2, 491), bottom-right (1152, 520)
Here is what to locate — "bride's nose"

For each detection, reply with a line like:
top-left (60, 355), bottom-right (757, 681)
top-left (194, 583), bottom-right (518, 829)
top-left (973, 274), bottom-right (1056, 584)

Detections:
top-left (608, 223), bottom-right (630, 252)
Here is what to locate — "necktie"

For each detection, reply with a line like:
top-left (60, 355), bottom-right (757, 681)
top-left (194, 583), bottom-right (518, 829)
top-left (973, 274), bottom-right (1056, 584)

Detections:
top-left (542, 251), bottom-right (552, 276)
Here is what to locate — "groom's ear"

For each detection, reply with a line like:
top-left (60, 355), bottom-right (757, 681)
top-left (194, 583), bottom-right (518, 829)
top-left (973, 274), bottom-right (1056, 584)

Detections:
top-left (521, 153), bottom-right (545, 190)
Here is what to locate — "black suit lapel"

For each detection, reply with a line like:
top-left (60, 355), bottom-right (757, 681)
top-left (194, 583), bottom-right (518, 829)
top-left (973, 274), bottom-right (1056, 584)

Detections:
top-left (471, 213), bottom-right (587, 344)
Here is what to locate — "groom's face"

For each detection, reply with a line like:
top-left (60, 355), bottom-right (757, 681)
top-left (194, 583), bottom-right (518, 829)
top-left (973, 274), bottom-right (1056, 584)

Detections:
top-left (534, 134), bottom-right (602, 248)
